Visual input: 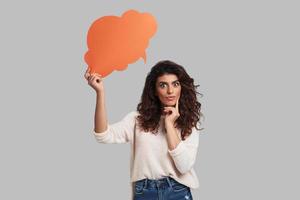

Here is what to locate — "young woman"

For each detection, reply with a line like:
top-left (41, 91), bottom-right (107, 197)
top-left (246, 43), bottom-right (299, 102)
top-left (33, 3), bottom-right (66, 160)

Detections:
top-left (85, 60), bottom-right (204, 200)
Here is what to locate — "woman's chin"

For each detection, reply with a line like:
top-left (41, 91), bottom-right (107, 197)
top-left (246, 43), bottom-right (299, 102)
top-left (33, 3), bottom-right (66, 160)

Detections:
top-left (163, 102), bottom-right (175, 107)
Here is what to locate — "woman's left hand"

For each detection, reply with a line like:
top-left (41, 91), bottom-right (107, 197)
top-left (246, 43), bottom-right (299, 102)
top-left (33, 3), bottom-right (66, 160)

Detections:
top-left (164, 98), bottom-right (180, 126)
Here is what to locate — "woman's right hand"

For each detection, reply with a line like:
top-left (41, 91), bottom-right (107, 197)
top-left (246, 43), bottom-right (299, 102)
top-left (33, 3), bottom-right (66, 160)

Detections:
top-left (84, 68), bottom-right (104, 94)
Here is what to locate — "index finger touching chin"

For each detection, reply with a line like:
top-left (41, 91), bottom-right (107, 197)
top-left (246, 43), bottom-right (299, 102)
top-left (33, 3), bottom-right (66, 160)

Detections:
top-left (176, 98), bottom-right (179, 108)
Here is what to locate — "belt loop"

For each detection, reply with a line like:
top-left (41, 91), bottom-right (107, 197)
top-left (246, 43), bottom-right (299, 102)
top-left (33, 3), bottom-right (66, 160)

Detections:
top-left (144, 178), bottom-right (148, 189)
top-left (166, 176), bottom-right (173, 189)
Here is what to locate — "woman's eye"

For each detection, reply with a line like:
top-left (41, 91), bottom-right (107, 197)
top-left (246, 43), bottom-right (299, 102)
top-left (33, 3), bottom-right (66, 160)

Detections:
top-left (160, 84), bottom-right (166, 88)
top-left (174, 82), bottom-right (180, 87)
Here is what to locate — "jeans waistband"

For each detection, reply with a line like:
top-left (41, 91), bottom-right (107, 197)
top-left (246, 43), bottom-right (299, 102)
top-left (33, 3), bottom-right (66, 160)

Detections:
top-left (135, 176), bottom-right (177, 189)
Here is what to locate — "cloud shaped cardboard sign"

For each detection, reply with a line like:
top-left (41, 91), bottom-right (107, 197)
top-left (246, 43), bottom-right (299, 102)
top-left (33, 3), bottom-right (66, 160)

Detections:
top-left (84, 9), bottom-right (158, 77)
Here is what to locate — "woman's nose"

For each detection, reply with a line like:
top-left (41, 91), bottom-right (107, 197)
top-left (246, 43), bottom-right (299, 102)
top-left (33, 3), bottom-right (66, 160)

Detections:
top-left (167, 86), bottom-right (173, 94)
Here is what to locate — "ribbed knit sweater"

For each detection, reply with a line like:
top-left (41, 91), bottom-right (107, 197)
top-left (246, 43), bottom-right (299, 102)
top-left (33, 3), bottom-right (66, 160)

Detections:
top-left (92, 110), bottom-right (200, 199)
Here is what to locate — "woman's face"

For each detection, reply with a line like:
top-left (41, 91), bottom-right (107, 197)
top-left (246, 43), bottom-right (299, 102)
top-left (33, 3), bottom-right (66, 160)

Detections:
top-left (155, 74), bottom-right (181, 107)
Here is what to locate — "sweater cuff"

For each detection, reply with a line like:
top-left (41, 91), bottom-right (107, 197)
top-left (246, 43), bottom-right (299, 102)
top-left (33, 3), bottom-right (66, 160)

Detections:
top-left (168, 141), bottom-right (186, 156)
top-left (93, 125), bottom-right (110, 139)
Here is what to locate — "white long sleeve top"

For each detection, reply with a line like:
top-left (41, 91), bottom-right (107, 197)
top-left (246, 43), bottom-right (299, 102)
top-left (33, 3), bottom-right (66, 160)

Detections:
top-left (92, 110), bottom-right (200, 199)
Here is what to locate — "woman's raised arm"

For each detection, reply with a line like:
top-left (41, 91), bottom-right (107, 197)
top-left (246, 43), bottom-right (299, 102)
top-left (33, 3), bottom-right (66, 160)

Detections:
top-left (84, 68), bottom-right (107, 133)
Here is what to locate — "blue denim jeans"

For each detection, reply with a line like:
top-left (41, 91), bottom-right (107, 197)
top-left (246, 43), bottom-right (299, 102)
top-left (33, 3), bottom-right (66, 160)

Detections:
top-left (133, 176), bottom-right (193, 200)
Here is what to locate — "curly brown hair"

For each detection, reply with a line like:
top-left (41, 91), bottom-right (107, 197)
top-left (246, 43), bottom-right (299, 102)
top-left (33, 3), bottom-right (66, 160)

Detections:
top-left (136, 60), bottom-right (204, 140)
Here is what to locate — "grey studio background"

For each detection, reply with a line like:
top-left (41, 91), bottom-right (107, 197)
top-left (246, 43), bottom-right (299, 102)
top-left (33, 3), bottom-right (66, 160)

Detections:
top-left (0, 0), bottom-right (299, 199)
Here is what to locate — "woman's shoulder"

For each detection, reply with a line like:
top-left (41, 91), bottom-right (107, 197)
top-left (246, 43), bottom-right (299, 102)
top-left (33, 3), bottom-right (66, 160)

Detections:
top-left (128, 110), bottom-right (139, 117)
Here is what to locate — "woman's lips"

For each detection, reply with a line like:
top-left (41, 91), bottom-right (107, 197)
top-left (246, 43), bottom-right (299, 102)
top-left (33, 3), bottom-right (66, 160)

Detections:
top-left (166, 97), bottom-right (175, 101)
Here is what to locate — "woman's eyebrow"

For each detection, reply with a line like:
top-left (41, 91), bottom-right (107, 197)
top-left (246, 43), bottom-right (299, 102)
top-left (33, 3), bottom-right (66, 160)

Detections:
top-left (159, 80), bottom-right (179, 84)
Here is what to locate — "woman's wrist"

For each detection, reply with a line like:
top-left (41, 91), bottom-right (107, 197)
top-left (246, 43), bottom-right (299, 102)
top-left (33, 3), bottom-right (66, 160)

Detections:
top-left (165, 120), bottom-right (175, 129)
top-left (96, 89), bottom-right (104, 96)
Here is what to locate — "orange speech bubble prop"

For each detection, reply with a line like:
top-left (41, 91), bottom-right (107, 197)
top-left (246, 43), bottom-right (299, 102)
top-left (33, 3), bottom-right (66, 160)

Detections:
top-left (84, 9), bottom-right (157, 77)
